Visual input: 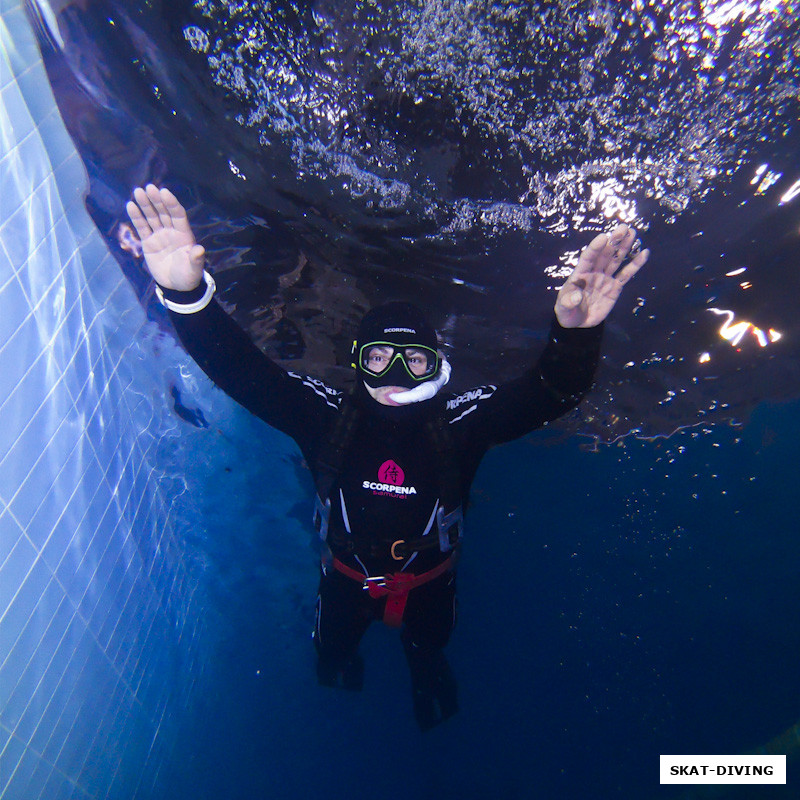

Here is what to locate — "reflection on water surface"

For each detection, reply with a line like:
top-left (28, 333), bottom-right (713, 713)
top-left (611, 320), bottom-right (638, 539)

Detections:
top-left (29, 0), bottom-right (800, 442)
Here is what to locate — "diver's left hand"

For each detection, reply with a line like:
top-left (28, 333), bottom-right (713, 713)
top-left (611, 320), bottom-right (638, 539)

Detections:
top-left (555, 224), bottom-right (649, 328)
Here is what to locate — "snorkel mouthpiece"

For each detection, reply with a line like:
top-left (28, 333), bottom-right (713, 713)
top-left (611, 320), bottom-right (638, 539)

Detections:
top-left (387, 355), bottom-right (451, 404)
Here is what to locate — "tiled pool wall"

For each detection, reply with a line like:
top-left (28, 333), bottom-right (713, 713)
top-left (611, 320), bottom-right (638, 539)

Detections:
top-left (1, 6), bottom-right (211, 798)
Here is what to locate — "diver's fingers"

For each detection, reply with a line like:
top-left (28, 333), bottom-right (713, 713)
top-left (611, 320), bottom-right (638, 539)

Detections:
top-left (133, 185), bottom-right (165, 232)
top-left (571, 232), bottom-right (609, 277)
top-left (189, 244), bottom-right (206, 270)
top-left (610, 224), bottom-right (635, 254)
top-left (126, 198), bottom-right (151, 238)
top-left (583, 232), bottom-right (609, 262)
top-left (607, 223), bottom-right (633, 246)
top-left (144, 183), bottom-right (175, 230)
top-left (602, 226), bottom-right (636, 275)
top-left (574, 225), bottom-right (631, 273)
top-left (615, 248), bottom-right (650, 284)
top-left (160, 188), bottom-right (195, 237)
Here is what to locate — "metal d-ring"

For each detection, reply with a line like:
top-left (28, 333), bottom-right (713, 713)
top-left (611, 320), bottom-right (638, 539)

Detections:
top-left (390, 539), bottom-right (406, 561)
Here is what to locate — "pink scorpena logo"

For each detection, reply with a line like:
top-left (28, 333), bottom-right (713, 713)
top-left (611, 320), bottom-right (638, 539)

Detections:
top-left (379, 459), bottom-right (404, 485)
top-left (362, 460), bottom-right (417, 497)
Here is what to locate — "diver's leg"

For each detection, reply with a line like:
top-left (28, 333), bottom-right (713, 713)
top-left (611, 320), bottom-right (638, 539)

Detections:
top-left (401, 571), bottom-right (458, 730)
top-left (313, 569), bottom-right (371, 690)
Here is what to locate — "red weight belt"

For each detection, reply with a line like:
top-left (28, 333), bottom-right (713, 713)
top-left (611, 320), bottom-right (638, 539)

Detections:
top-left (331, 555), bottom-right (455, 628)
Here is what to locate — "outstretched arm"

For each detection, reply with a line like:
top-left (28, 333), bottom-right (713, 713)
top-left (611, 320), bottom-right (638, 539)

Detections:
top-left (449, 224), bottom-right (649, 447)
top-left (555, 223), bottom-right (649, 329)
top-left (126, 185), bottom-right (336, 453)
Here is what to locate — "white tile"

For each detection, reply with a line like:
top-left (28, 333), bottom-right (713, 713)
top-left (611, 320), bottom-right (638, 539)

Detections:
top-left (0, 274), bottom-right (33, 348)
top-left (0, 78), bottom-right (35, 152)
top-left (0, 532), bottom-right (37, 623)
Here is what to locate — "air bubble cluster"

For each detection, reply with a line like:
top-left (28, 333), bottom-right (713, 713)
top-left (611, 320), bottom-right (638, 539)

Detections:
top-left (185, 0), bottom-right (799, 235)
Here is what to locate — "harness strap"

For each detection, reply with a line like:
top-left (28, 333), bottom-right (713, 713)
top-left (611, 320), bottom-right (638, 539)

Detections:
top-left (328, 524), bottom-right (461, 561)
top-left (331, 555), bottom-right (455, 628)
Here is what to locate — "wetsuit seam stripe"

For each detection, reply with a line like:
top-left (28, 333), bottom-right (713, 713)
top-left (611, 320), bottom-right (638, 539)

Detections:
top-left (421, 500), bottom-right (439, 536)
top-left (301, 379), bottom-right (339, 408)
top-left (339, 488), bottom-right (352, 533)
top-left (401, 551), bottom-right (418, 572)
top-left (287, 372), bottom-right (341, 409)
top-left (354, 555), bottom-right (369, 576)
top-left (449, 404), bottom-right (478, 423)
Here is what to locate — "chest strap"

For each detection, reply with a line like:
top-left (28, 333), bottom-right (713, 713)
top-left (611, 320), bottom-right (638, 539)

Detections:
top-left (331, 555), bottom-right (455, 628)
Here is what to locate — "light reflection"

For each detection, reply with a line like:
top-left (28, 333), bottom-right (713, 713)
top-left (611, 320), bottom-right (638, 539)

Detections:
top-left (589, 178), bottom-right (639, 222)
top-left (779, 178), bottom-right (800, 205)
top-left (228, 160), bottom-right (247, 180)
top-left (701, 0), bottom-right (787, 35)
top-left (117, 222), bottom-right (142, 257)
top-left (708, 307), bottom-right (782, 349)
top-left (755, 170), bottom-right (781, 195)
top-left (750, 164), bottom-right (767, 183)
top-left (544, 249), bottom-right (580, 286)
top-left (182, 0), bottom-right (796, 245)
top-left (751, 162), bottom-right (783, 195)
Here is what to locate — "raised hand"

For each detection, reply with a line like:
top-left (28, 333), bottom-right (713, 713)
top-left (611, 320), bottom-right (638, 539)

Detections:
top-left (126, 185), bottom-right (205, 292)
top-left (554, 224), bottom-right (649, 329)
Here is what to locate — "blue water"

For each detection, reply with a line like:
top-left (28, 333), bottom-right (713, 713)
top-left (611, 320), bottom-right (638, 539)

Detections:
top-left (2, 1), bottom-right (800, 798)
top-left (155, 398), bottom-right (800, 800)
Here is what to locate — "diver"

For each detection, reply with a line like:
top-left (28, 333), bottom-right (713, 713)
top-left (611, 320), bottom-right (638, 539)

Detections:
top-left (126, 184), bottom-right (649, 731)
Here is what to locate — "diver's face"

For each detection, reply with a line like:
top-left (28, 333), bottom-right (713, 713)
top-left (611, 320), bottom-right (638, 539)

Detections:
top-left (362, 344), bottom-right (431, 405)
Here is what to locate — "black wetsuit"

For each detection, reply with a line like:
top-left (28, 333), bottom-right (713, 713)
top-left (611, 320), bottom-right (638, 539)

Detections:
top-left (163, 289), bottom-right (602, 695)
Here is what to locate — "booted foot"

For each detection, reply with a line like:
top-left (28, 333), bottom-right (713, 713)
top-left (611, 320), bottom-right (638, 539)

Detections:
top-left (316, 653), bottom-right (364, 691)
top-left (404, 643), bottom-right (458, 731)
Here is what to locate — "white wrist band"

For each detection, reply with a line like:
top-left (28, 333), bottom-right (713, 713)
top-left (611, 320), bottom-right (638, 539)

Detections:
top-left (155, 270), bottom-right (216, 314)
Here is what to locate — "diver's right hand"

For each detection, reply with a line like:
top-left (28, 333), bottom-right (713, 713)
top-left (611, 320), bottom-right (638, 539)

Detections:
top-left (126, 184), bottom-right (206, 291)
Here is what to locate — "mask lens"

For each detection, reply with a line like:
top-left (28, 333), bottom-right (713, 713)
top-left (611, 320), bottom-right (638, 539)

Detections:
top-left (403, 348), bottom-right (433, 378)
top-left (360, 343), bottom-right (439, 380)
top-left (362, 344), bottom-right (396, 375)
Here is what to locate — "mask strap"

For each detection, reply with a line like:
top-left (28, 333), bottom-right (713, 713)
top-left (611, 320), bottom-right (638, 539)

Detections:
top-left (387, 355), bottom-right (451, 405)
